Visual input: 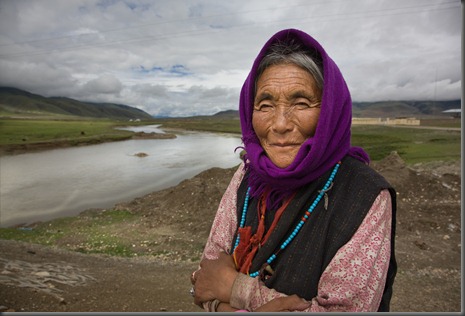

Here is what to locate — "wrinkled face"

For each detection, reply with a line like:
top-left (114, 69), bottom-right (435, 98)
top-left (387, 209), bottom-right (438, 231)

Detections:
top-left (252, 63), bottom-right (321, 169)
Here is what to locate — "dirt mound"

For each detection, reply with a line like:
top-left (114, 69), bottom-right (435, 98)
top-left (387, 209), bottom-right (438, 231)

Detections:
top-left (371, 151), bottom-right (411, 187)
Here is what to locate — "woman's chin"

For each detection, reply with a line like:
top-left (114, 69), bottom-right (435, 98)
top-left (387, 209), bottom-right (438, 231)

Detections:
top-left (269, 157), bottom-right (294, 169)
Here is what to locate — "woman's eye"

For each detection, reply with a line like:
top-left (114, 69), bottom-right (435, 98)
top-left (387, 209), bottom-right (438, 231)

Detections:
top-left (295, 102), bottom-right (310, 109)
top-left (256, 104), bottom-right (273, 111)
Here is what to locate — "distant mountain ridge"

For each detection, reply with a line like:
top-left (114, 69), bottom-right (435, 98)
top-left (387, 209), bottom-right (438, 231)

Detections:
top-left (0, 87), bottom-right (153, 120)
top-left (352, 100), bottom-right (461, 118)
top-left (0, 87), bottom-right (460, 120)
top-left (213, 99), bottom-right (461, 118)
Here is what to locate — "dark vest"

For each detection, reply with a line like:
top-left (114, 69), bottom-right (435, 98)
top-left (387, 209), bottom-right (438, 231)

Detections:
top-left (233, 156), bottom-right (397, 311)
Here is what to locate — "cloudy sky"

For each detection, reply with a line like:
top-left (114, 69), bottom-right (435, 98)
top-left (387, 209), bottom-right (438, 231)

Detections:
top-left (0, 0), bottom-right (461, 117)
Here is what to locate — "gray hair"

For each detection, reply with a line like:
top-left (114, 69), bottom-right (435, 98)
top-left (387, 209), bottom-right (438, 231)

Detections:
top-left (256, 40), bottom-right (324, 93)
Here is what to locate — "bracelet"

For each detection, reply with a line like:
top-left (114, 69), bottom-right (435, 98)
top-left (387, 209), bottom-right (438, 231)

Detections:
top-left (235, 310), bottom-right (249, 312)
top-left (210, 299), bottom-right (221, 312)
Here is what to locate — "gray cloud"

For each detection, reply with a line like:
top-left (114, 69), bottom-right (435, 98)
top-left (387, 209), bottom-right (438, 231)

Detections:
top-left (0, 0), bottom-right (461, 116)
top-left (82, 74), bottom-right (123, 95)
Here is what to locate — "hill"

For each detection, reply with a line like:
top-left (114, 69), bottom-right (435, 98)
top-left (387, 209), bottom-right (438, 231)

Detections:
top-left (0, 87), bottom-right (153, 120)
top-left (213, 100), bottom-right (460, 118)
top-left (212, 109), bottom-right (240, 119)
top-left (0, 86), bottom-right (459, 120)
top-left (352, 100), bottom-right (461, 118)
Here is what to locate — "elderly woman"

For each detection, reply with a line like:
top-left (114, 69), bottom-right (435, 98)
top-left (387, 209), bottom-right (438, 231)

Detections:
top-left (190, 28), bottom-right (397, 312)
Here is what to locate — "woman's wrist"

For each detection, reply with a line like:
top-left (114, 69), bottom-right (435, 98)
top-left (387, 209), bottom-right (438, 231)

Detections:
top-left (216, 302), bottom-right (238, 312)
top-left (208, 299), bottom-right (221, 312)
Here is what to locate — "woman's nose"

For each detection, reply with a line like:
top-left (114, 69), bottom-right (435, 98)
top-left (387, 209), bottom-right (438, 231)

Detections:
top-left (271, 106), bottom-right (293, 133)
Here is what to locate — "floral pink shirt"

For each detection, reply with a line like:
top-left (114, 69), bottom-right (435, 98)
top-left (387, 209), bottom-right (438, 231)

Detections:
top-left (202, 163), bottom-right (392, 312)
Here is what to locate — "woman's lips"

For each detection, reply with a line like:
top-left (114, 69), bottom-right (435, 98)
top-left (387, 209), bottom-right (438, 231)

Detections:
top-left (270, 142), bottom-right (300, 147)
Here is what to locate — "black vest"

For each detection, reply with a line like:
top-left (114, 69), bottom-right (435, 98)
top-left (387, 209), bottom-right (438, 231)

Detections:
top-left (233, 156), bottom-right (397, 311)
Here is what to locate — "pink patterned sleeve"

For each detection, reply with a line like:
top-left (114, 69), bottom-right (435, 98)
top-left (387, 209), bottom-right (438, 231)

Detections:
top-left (200, 164), bottom-right (245, 312)
top-left (201, 163), bottom-right (245, 260)
top-left (229, 189), bottom-right (393, 312)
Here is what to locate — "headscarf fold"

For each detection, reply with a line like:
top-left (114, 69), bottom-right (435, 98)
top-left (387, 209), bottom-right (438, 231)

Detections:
top-left (239, 29), bottom-right (369, 208)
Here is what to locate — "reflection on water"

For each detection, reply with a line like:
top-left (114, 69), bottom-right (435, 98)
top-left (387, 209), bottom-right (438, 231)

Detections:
top-left (115, 124), bottom-right (166, 134)
top-left (0, 128), bottom-right (242, 227)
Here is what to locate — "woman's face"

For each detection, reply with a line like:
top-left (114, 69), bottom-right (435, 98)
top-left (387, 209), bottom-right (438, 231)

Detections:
top-left (252, 63), bottom-right (321, 169)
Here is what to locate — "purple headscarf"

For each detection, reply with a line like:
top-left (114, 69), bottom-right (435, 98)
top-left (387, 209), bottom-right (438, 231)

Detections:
top-left (240, 29), bottom-right (369, 207)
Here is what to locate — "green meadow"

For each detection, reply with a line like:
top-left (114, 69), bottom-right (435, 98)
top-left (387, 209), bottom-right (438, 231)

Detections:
top-left (351, 125), bottom-right (460, 163)
top-left (0, 209), bottom-right (140, 257)
top-left (0, 118), bottom-right (136, 146)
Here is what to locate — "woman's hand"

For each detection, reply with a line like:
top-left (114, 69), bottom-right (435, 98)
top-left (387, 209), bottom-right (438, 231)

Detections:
top-left (193, 252), bottom-right (238, 306)
top-left (254, 294), bottom-right (311, 312)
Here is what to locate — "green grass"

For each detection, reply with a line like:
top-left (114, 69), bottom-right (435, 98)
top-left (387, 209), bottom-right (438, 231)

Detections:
top-left (0, 209), bottom-right (138, 256)
top-left (0, 118), bottom-right (136, 145)
top-left (351, 125), bottom-right (461, 163)
top-left (152, 117), bottom-right (241, 134)
top-left (420, 118), bottom-right (461, 128)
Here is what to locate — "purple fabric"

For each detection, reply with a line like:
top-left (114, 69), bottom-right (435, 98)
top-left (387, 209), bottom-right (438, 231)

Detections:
top-left (239, 29), bottom-right (369, 206)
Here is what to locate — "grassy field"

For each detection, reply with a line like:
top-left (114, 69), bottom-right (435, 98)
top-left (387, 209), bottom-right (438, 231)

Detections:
top-left (152, 116), bottom-right (241, 134)
top-left (351, 125), bottom-right (460, 163)
top-left (0, 209), bottom-right (140, 257)
top-left (420, 118), bottom-right (462, 128)
top-left (0, 118), bottom-right (142, 146)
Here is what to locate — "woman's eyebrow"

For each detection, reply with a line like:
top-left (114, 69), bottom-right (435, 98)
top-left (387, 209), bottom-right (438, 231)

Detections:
top-left (254, 91), bottom-right (319, 104)
top-left (254, 92), bottom-right (274, 104)
top-left (288, 91), bottom-right (317, 101)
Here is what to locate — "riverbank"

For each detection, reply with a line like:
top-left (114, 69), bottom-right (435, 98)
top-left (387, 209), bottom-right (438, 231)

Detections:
top-left (0, 152), bottom-right (461, 312)
top-left (0, 130), bottom-right (176, 156)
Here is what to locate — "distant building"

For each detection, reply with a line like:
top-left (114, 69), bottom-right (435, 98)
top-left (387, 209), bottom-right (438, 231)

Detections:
top-left (352, 117), bottom-right (420, 126)
top-left (442, 109), bottom-right (461, 118)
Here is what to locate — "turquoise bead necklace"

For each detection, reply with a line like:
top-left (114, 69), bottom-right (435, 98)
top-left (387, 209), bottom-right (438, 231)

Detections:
top-left (233, 161), bottom-right (341, 278)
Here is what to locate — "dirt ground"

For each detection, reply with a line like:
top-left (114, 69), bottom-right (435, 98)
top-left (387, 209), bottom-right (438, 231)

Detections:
top-left (0, 152), bottom-right (461, 312)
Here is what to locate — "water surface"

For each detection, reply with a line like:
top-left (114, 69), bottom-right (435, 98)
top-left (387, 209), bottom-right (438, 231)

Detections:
top-left (0, 128), bottom-right (242, 227)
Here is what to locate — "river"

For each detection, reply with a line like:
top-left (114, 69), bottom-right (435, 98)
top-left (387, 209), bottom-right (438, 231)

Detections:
top-left (0, 126), bottom-right (242, 227)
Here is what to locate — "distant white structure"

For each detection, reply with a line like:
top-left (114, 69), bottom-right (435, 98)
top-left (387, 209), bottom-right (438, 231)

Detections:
top-left (352, 117), bottom-right (420, 126)
top-left (442, 109), bottom-right (461, 118)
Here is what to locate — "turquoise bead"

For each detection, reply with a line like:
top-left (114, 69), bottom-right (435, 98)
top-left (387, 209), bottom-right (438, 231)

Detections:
top-left (234, 162), bottom-right (341, 278)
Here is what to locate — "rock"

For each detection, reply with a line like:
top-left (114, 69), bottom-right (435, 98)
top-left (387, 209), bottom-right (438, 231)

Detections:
top-left (134, 152), bottom-right (148, 157)
top-left (414, 240), bottom-right (429, 250)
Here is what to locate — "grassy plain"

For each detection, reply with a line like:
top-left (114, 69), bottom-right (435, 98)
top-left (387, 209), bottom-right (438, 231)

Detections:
top-left (0, 210), bottom-right (139, 257)
top-left (0, 118), bottom-right (138, 145)
top-left (351, 125), bottom-right (461, 163)
top-left (0, 209), bottom-right (138, 256)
